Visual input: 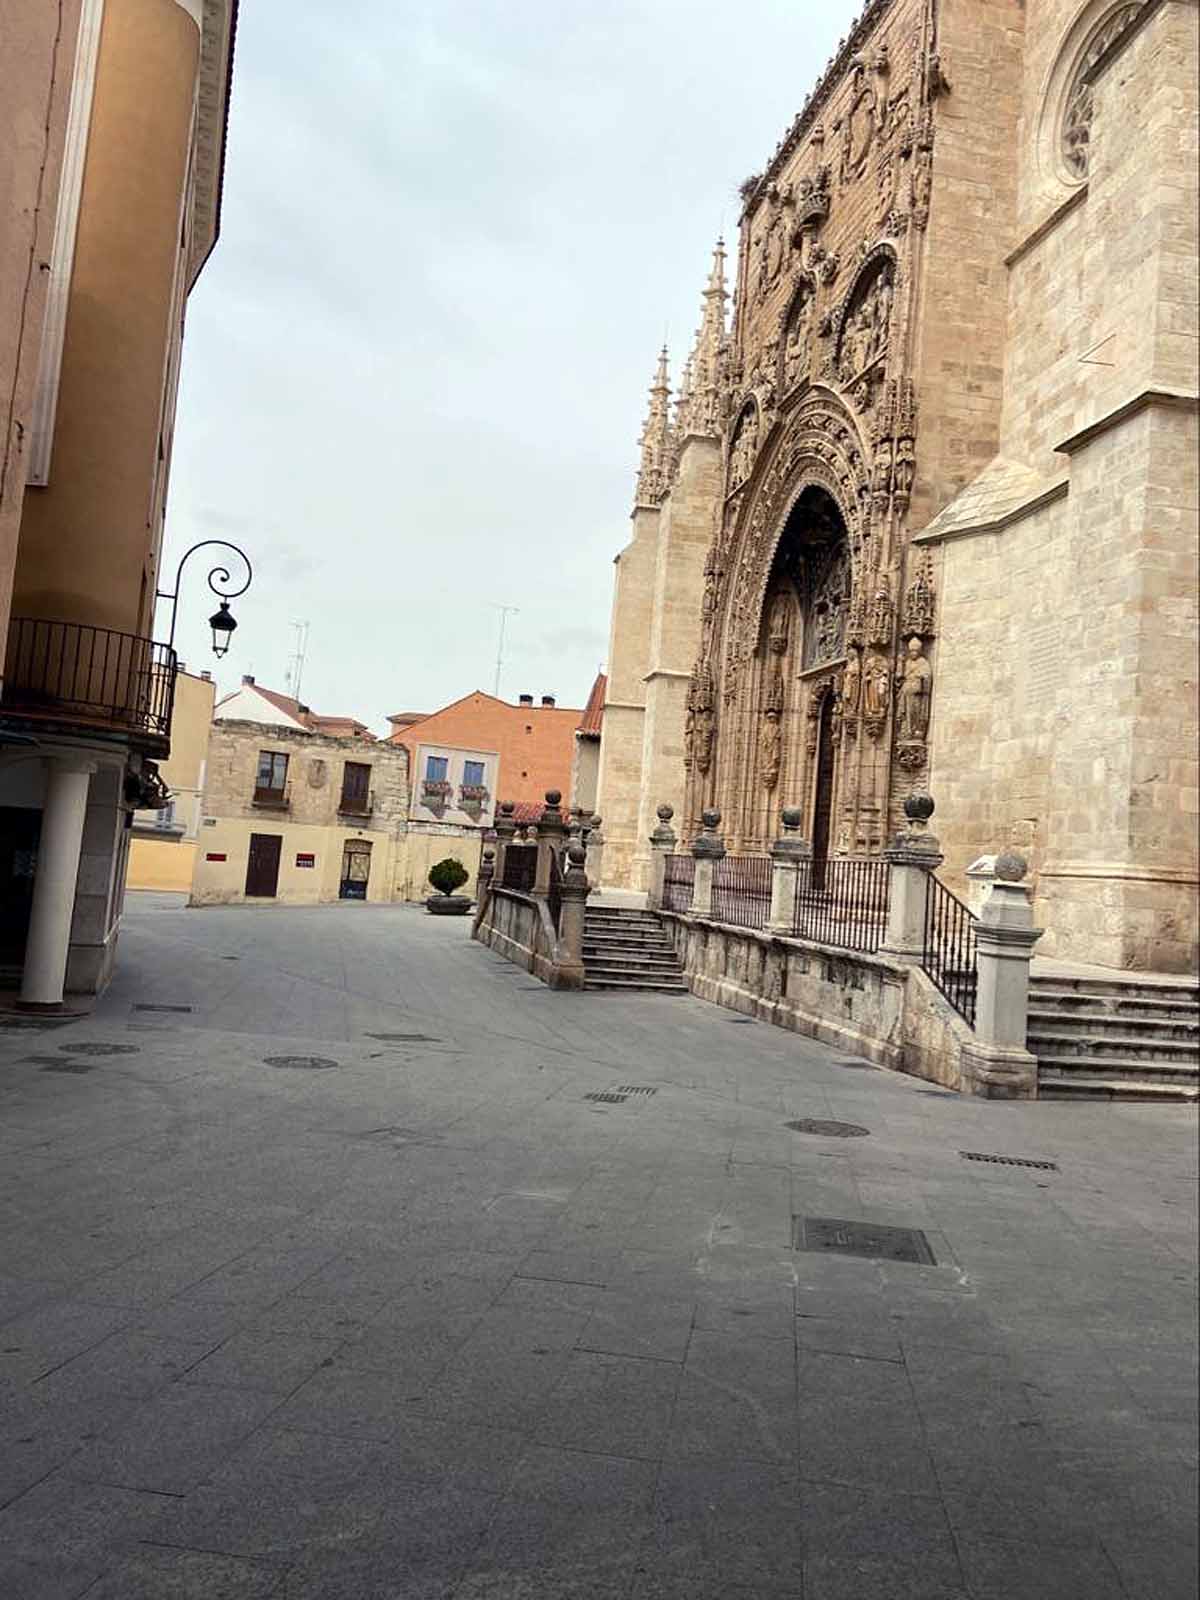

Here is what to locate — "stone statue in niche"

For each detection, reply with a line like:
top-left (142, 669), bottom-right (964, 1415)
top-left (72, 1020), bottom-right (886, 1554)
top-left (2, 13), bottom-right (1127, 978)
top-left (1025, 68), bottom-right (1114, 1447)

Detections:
top-left (841, 645), bottom-right (862, 716)
top-left (767, 591), bottom-right (791, 655)
top-left (759, 708), bottom-right (782, 790)
top-left (863, 654), bottom-right (891, 737)
top-left (838, 261), bottom-right (894, 382)
top-left (783, 285), bottom-right (814, 393)
top-left (728, 404), bottom-right (759, 491)
top-left (896, 636), bottom-right (932, 740)
top-left (893, 432), bottom-right (915, 510)
top-left (867, 580), bottom-right (894, 646)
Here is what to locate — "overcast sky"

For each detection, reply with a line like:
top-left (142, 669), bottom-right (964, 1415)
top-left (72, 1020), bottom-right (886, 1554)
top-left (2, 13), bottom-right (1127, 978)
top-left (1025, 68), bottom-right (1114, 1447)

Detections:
top-left (159, 0), bottom-right (862, 732)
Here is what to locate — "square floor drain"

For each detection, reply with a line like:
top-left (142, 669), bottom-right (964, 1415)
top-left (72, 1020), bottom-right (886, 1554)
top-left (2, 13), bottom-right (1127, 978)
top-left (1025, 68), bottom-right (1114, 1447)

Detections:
top-left (794, 1215), bottom-right (936, 1266)
top-left (366, 1032), bottom-right (441, 1044)
top-left (614, 1085), bottom-right (657, 1096)
top-left (585, 1092), bottom-right (628, 1104)
top-left (961, 1151), bottom-right (1059, 1171)
top-left (134, 1004), bottom-right (193, 1013)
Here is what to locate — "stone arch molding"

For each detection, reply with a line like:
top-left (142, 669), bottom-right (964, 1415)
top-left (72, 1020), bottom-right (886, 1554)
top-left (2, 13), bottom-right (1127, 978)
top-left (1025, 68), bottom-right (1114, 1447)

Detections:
top-left (1035, 1), bottom-right (1147, 198)
top-left (718, 387), bottom-right (868, 705)
top-left (832, 242), bottom-right (899, 382)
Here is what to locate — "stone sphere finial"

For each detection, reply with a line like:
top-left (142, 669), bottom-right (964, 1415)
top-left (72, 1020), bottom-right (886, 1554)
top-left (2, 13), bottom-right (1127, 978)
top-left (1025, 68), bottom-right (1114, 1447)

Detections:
top-left (567, 841), bottom-right (586, 867)
top-left (589, 814), bottom-right (602, 830)
top-left (994, 849), bottom-right (1028, 883)
top-left (904, 791), bottom-right (935, 824)
top-left (781, 806), bottom-right (803, 830)
top-left (701, 808), bottom-right (722, 830)
top-left (657, 803), bottom-right (675, 823)
top-left (483, 846), bottom-right (495, 860)
top-left (498, 800), bottom-right (515, 816)
top-left (545, 789), bottom-right (562, 807)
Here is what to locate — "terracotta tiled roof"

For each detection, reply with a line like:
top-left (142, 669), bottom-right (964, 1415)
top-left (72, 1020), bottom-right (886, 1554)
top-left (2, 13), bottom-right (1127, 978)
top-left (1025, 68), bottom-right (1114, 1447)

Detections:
top-left (577, 672), bottom-right (606, 737)
top-left (238, 684), bottom-right (374, 740)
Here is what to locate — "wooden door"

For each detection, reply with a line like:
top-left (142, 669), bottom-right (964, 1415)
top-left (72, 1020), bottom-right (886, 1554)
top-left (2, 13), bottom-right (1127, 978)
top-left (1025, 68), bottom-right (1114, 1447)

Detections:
top-left (245, 833), bottom-right (282, 898)
top-left (339, 840), bottom-right (371, 900)
top-left (811, 697), bottom-right (836, 888)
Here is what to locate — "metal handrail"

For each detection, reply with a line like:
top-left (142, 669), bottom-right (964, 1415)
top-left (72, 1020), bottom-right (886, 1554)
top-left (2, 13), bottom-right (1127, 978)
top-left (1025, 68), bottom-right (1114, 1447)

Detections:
top-left (922, 874), bottom-right (978, 1026)
top-left (2, 616), bottom-right (177, 740)
top-left (711, 854), bottom-right (773, 930)
top-left (662, 853), bottom-right (696, 912)
top-left (793, 855), bottom-right (890, 954)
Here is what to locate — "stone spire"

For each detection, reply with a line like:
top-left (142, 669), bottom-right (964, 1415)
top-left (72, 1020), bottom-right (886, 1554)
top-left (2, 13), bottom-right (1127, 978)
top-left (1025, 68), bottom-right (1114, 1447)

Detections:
top-left (677, 238), bottom-right (728, 441)
top-left (634, 345), bottom-right (672, 508)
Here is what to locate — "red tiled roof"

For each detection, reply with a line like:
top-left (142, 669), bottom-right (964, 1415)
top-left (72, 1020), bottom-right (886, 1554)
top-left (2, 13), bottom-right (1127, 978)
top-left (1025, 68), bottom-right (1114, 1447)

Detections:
top-left (238, 684), bottom-right (374, 740)
top-left (577, 672), bottom-right (606, 737)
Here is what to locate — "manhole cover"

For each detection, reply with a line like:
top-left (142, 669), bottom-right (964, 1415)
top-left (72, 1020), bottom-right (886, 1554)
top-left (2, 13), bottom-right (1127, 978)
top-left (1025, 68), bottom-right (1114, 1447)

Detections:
top-left (221, 955), bottom-right (240, 961)
top-left (585, 1092), bottom-right (628, 1104)
top-left (39, 1060), bottom-right (95, 1075)
top-left (961, 1151), bottom-right (1058, 1171)
top-left (729, 1017), bottom-right (755, 1025)
top-left (784, 1118), bottom-right (870, 1138)
top-left (263, 1056), bottom-right (339, 1071)
top-left (365, 1033), bottom-right (441, 1043)
top-left (615, 1085), bottom-right (657, 1096)
top-left (794, 1215), bottom-right (936, 1265)
top-left (134, 1004), bottom-right (193, 1013)
top-left (833, 1059), bottom-right (875, 1070)
top-left (59, 1043), bottom-right (140, 1057)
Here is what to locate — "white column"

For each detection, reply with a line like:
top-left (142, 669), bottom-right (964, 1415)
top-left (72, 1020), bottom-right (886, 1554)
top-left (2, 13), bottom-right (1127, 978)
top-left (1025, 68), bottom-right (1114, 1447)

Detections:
top-left (646, 803), bottom-right (677, 911)
top-left (689, 808), bottom-right (725, 919)
top-left (20, 757), bottom-right (96, 1008)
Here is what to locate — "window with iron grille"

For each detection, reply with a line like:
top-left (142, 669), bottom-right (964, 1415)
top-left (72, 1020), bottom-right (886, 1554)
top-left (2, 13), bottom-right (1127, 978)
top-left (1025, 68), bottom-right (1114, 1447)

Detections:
top-left (340, 760), bottom-right (371, 813)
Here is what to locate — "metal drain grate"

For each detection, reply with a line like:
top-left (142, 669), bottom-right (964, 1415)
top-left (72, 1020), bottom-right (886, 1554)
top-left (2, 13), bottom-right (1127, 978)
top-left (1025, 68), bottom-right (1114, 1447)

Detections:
top-left (584, 1092), bottom-right (628, 1104)
top-left (614, 1085), bottom-right (657, 1096)
top-left (794, 1215), bottom-right (936, 1265)
top-left (961, 1151), bottom-right (1059, 1171)
top-left (59, 1043), bottom-right (140, 1057)
top-left (39, 1060), bottom-right (95, 1074)
top-left (134, 1004), bottom-right (193, 1013)
top-left (784, 1118), bottom-right (871, 1139)
top-left (264, 1056), bottom-right (339, 1071)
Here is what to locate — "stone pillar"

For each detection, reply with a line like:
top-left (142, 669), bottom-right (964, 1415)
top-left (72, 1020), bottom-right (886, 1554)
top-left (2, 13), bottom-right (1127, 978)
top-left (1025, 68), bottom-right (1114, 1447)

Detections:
top-left (769, 807), bottom-right (812, 935)
top-left (493, 802), bottom-right (517, 883)
top-left (881, 792), bottom-right (943, 959)
top-left (472, 846), bottom-right (495, 935)
top-left (689, 808), bottom-right (726, 919)
top-left (647, 804), bottom-right (677, 911)
top-left (584, 814), bottom-right (605, 886)
top-left (19, 757), bottom-right (96, 1008)
top-left (552, 841), bottom-right (591, 989)
top-left (961, 851), bottom-right (1044, 1099)
top-left (535, 790), bottom-right (566, 894)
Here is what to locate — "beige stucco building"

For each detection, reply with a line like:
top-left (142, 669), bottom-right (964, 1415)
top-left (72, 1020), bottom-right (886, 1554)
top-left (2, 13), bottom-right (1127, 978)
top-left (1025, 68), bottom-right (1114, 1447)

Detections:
top-left (596, 0), bottom-right (1198, 973)
top-left (190, 718), bottom-right (411, 907)
top-left (0, 0), bottom-right (237, 1001)
top-left (126, 666), bottom-right (216, 892)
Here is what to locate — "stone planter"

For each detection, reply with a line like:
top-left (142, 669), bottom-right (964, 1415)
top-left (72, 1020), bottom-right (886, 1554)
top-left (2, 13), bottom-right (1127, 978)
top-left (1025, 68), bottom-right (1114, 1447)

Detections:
top-left (425, 895), bottom-right (472, 916)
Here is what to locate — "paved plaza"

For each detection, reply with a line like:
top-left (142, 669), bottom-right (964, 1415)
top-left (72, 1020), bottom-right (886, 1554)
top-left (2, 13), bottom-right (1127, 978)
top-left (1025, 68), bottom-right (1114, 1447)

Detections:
top-left (0, 895), bottom-right (1196, 1599)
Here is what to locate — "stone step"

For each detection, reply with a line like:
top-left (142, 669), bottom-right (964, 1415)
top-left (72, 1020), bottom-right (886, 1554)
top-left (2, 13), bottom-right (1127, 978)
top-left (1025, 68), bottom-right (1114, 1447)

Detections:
top-left (1027, 1007), bottom-right (1199, 1038)
top-left (1029, 976), bottom-right (1200, 1007)
top-left (584, 940), bottom-right (677, 957)
top-left (585, 916), bottom-right (665, 932)
top-left (583, 944), bottom-right (680, 961)
top-left (584, 959), bottom-right (683, 978)
top-left (1028, 989), bottom-right (1199, 1023)
top-left (1027, 1030), bottom-right (1200, 1063)
top-left (1034, 1053), bottom-right (1199, 1086)
top-left (584, 975), bottom-right (689, 993)
top-left (1037, 1073), bottom-right (1200, 1104)
top-left (584, 928), bottom-right (674, 942)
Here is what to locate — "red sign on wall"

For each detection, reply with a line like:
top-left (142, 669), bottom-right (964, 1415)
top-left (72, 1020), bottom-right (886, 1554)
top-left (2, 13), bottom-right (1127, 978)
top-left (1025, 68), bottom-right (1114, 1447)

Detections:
top-left (296, 853), bottom-right (316, 868)
top-left (205, 852), bottom-right (227, 862)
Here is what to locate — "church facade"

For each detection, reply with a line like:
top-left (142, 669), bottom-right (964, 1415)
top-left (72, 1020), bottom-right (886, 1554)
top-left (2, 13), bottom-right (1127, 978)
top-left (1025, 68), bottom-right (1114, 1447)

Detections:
top-left (595, 0), bottom-right (1198, 972)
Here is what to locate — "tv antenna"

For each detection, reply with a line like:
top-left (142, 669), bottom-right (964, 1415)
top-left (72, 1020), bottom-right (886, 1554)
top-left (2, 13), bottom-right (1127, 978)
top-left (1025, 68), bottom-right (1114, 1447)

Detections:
top-left (285, 620), bottom-right (310, 701)
top-left (490, 605), bottom-right (519, 699)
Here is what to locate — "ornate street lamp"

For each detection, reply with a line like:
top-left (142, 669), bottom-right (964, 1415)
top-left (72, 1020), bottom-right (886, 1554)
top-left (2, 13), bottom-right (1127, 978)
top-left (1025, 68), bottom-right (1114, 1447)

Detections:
top-left (156, 540), bottom-right (253, 659)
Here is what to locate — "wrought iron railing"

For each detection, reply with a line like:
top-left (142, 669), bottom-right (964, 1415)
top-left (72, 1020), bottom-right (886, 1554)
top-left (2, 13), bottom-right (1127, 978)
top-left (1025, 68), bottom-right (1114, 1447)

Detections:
top-left (2, 617), bottom-right (177, 741)
top-left (501, 842), bottom-right (537, 893)
top-left (922, 873), bottom-right (978, 1026)
top-left (711, 854), bottom-right (773, 930)
top-left (547, 848), bottom-right (563, 932)
top-left (793, 855), bottom-right (890, 954)
top-left (661, 853), bottom-right (696, 912)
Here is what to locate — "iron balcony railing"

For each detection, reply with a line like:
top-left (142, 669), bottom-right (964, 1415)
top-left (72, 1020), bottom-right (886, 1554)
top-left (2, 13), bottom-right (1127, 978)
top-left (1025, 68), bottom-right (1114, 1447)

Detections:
top-left (793, 855), bottom-right (890, 954)
top-left (711, 854), bottom-right (773, 930)
top-left (501, 842), bottom-right (537, 893)
top-left (922, 873), bottom-right (978, 1026)
top-left (2, 617), bottom-right (177, 742)
top-left (661, 853), bottom-right (696, 912)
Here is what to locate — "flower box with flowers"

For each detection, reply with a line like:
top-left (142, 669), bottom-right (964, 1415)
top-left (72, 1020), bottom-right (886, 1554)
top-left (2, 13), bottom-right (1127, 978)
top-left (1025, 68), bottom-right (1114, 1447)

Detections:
top-left (422, 780), bottom-right (453, 801)
top-left (459, 783), bottom-right (490, 802)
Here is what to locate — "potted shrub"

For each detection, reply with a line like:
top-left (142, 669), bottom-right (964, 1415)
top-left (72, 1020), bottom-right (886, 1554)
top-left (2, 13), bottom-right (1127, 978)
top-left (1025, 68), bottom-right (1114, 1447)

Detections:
top-left (426, 856), bottom-right (471, 916)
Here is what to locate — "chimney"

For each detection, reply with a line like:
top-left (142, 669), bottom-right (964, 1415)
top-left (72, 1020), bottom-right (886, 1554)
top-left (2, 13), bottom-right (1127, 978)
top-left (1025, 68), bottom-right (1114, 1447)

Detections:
top-left (540, 694), bottom-right (556, 707)
top-left (200, 670), bottom-right (212, 682)
top-left (518, 693), bottom-right (533, 706)
top-left (242, 673), bottom-right (255, 686)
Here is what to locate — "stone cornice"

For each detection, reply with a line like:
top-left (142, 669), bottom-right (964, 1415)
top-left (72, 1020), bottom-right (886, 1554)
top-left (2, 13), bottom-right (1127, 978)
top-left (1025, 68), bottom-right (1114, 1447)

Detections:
top-left (1055, 387), bottom-right (1199, 454)
top-left (911, 478), bottom-right (1069, 547)
top-left (1004, 186), bottom-right (1088, 269)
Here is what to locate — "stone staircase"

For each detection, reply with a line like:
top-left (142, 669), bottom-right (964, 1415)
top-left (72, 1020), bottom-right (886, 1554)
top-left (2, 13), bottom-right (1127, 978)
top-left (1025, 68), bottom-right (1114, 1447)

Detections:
top-left (583, 907), bottom-right (688, 994)
top-left (1027, 973), bottom-right (1200, 1102)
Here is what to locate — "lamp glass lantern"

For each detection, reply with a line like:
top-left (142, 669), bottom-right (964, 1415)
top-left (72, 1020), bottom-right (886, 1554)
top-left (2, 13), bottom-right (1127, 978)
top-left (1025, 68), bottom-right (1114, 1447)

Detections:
top-left (208, 601), bottom-right (238, 658)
